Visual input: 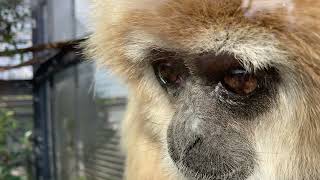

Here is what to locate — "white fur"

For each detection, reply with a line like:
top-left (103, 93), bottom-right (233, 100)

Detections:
top-left (124, 28), bottom-right (291, 72)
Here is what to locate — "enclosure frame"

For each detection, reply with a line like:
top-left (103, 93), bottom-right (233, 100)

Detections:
top-left (33, 45), bottom-right (81, 180)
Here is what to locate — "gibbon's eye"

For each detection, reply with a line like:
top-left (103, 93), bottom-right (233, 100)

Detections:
top-left (153, 60), bottom-right (188, 88)
top-left (222, 69), bottom-right (258, 95)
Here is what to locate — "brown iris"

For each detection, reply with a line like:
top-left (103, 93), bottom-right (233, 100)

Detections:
top-left (223, 69), bottom-right (258, 95)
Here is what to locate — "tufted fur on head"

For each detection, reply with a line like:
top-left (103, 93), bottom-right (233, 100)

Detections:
top-left (87, 0), bottom-right (320, 179)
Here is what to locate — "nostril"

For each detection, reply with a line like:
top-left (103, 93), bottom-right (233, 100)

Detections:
top-left (183, 136), bottom-right (203, 155)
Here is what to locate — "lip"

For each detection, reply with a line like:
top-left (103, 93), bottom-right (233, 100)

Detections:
top-left (177, 155), bottom-right (249, 180)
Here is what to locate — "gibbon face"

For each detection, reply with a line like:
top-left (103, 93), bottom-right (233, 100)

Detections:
top-left (88, 0), bottom-right (320, 179)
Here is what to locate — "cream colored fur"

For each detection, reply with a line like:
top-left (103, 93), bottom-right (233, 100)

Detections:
top-left (87, 0), bottom-right (320, 179)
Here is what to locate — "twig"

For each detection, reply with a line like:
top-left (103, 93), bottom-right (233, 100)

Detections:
top-left (0, 38), bottom-right (85, 57)
top-left (0, 53), bottom-right (57, 71)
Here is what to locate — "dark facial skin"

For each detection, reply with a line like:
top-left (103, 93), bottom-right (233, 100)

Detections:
top-left (151, 50), bottom-right (280, 180)
top-left (167, 83), bottom-right (256, 180)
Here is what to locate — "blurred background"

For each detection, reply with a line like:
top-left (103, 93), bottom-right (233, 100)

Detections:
top-left (0, 0), bottom-right (128, 180)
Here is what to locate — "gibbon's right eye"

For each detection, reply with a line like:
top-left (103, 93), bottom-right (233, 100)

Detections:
top-left (222, 68), bottom-right (258, 96)
top-left (152, 60), bottom-right (188, 88)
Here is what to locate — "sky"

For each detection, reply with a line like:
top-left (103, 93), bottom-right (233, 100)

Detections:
top-left (0, 0), bottom-right (33, 80)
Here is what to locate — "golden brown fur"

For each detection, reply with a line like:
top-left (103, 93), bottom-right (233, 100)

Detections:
top-left (87, 0), bottom-right (320, 179)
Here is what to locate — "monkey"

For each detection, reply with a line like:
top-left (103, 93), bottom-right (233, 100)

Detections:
top-left (86, 0), bottom-right (320, 179)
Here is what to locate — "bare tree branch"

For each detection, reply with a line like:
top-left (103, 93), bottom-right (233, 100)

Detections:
top-left (0, 53), bottom-right (57, 71)
top-left (0, 38), bottom-right (85, 57)
top-left (0, 58), bottom-right (38, 71)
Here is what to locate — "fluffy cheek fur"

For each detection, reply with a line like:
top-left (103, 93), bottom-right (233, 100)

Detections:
top-left (119, 72), bottom-right (182, 179)
top-left (249, 85), bottom-right (300, 179)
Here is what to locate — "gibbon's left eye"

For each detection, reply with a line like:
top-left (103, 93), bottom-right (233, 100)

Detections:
top-left (153, 60), bottom-right (188, 88)
top-left (222, 69), bottom-right (258, 95)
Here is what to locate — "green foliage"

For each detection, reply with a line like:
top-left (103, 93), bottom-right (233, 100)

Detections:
top-left (0, 110), bottom-right (16, 144)
top-left (0, 0), bottom-right (31, 51)
top-left (0, 109), bottom-right (32, 180)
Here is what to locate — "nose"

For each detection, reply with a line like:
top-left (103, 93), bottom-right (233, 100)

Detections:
top-left (168, 122), bottom-right (255, 180)
top-left (167, 107), bottom-right (255, 180)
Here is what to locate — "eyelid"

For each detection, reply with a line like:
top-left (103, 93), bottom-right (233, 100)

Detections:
top-left (152, 59), bottom-right (189, 88)
top-left (229, 69), bottom-right (248, 75)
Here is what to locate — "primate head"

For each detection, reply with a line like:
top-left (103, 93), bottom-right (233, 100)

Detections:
top-left (88, 0), bottom-right (320, 179)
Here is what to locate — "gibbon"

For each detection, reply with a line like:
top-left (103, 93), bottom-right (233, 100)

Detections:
top-left (87, 0), bottom-right (320, 179)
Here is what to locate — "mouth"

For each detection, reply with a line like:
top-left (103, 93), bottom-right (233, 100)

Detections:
top-left (177, 163), bottom-right (246, 180)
